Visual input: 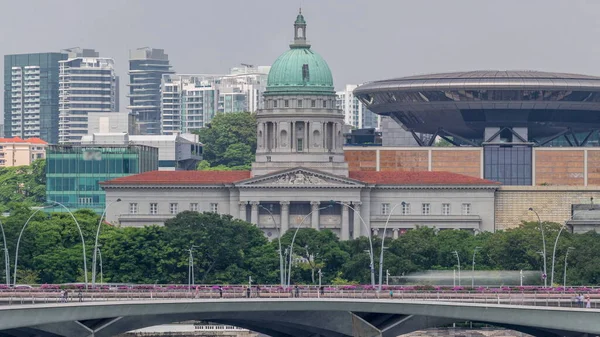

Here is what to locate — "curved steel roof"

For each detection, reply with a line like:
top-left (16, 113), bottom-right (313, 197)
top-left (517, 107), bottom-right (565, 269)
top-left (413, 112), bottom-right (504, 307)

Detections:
top-left (355, 70), bottom-right (600, 92)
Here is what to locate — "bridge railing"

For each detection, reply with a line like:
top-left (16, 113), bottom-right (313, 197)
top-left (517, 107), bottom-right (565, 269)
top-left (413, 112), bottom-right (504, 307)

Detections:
top-left (0, 287), bottom-right (597, 309)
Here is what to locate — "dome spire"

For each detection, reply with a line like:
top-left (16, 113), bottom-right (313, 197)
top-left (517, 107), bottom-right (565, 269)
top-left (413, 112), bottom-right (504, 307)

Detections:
top-left (292, 9), bottom-right (310, 48)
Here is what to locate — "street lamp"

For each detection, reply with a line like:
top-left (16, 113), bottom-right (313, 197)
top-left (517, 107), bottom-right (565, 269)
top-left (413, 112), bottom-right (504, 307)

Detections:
top-left (549, 215), bottom-right (574, 287)
top-left (14, 202), bottom-right (89, 288)
top-left (471, 247), bottom-right (481, 288)
top-left (378, 201), bottom-right (405, 292)
top-left (187, 245), bottom-right (197, 292)
top-left (0, 220), bottom-right (10, 287)
top-left (92, 198), bottom-right (121, 287)
top-left (333, 201), bottom-right (375, 288)
top-left (258, 204), bottom-right (285, 288)
top-left (96, 245), bottom-right (104, 286)
top-left (563, 247), bottom-right (575, 288)
top-left (287, 205), bottom-right (332, 287)
top-left (528, 208), bottom-right (547, 287)
top-left (453, 250), bottom-right (461, 286)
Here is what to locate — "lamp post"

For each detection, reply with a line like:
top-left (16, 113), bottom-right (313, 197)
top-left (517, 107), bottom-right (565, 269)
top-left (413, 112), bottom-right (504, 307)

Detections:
top-left (563, 247), bottom-right (575, 288)
top-left (549, 216), bottom-right (574, 287)
top-left (378, 202), bottom-right (405, 292)
top-left (258, 204), bottom-right (285, 288)
top-left (318, 269), bottom-right (322, 297)
top-left (386, 269), bottom-right (390, 286)
top-left (453, 250), bottom-right (461, 286)
top-left (93, 198), bottom-right (121, 287)
top-left (96, 246), bottom-right (103, 286)
top-left (187, 246), bottom-right (197, 292)
top-left (287, 205), bottom-right (332, 287)
top-left (0, 220), bottom-right (10, 287)
top-left (333, 201), bottom-right (375, 288)
top-left (471, 247), bottom-right (481, 288)
top-left (528, 208), bottom-right (547, 287)
top-left (15, 202), bottom-right (88, 288)
top-left (283, 248), bottom-right (289, 286)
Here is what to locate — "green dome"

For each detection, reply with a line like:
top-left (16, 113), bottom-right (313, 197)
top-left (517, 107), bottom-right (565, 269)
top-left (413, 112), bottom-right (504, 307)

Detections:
top-left (266, 48), bottom-right (334, 95)
top-left (265, 11), bottom-right (334, 96)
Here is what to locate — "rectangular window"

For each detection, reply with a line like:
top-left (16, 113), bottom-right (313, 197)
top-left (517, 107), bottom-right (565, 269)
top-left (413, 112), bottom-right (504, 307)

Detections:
top-left (422, 203), bottom-right (430, 215)
top-left (210, 203), bottom-right (218, 213)
top-left (322, 100), bottom-right (327, 108)
top-left (297, 138), bottom-right (303, 151)
top-left (284, 100), bottom-right (289, 108)
top-left (401, 203), bottom-right (411, 215)
top-left (190, 203), bottom-right (198, 212)
top-left (170, 203), bottom-right (178, 214)
top-left (462, 203), bottom-right (471, 215)
top-left (150, 203), bottom-right (158, 215)
top-left (273, 100), bottom-right (278, 108)
top-left (311, 100), bottom-right (316, 108)
top-left (297, 99), bottom-right (302, 108)
top-left (129, 203), bottom-right (138, 214)
top-left (382, 203), bottom-right (390, 215)
top-left (442, 203), bottom-right (450, 215)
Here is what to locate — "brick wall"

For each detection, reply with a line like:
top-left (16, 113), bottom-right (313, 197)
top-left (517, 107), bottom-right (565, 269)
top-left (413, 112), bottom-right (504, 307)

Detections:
top-left (380, 150), bottom-right (428, 171)
top-left (344, 150), bottom-right (376, 171)
top-left (495, 186), bottom-right (600, 230)
top-left (534, 150), bottom-right (584, 186)
top-left (431, 150), bottom-right (481, 178)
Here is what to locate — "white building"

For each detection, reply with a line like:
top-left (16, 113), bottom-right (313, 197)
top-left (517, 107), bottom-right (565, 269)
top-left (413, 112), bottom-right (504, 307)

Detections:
top-left (160, 66), bottom-right (269, 134)
top-left (336, 84), bottom-right (380, 129)
top-left (59, 48), bottom-right (118, 144)
top-left (81, 132), bottom-right (202, 171)
top-left (102, 12), bottom-right (498, 237)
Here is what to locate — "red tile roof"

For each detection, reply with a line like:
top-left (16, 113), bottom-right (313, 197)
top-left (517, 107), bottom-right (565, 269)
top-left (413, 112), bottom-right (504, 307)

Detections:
top-left (349, 171), bottom-right (499, 185)
top-left (102, 170), bottom-right (252, 185)
top-left (0, 137), bottom-right (47, 145)
top-left (102, 169), bottom-right (498, 186)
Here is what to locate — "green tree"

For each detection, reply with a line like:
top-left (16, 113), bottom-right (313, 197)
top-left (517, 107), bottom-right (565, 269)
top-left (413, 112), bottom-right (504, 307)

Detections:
top-left (195, 112), bottom-right (257, 170)
top-left (0, 159), bottom-right (46, 212)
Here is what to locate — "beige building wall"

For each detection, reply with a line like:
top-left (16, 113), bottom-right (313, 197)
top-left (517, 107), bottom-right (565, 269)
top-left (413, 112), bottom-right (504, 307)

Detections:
top-left (0, 138), bottom-right (47, 167)
top-left (495, 186), bottom-right (600, 230)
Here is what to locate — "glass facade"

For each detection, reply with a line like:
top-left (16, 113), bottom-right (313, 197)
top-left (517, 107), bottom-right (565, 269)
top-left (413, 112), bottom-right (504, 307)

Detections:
top-left (45, 144), bottom-right (158, 213)
top-left (484, 146), bottom-right (532, 185)
top-left (4, 53), bottom-right (68, 143)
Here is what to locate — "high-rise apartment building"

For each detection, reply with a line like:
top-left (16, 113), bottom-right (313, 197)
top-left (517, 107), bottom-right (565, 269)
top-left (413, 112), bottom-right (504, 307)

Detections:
top-left (58, 48), bottom-right (118, 144)
top-left (128, 48), bottom-right (173, 135)
top-left (336, 84), bottom-right (380, 129)
top-left (160, 65), bottom-right (269, 134)
top-left (4, 52), bottom-right (68, 143)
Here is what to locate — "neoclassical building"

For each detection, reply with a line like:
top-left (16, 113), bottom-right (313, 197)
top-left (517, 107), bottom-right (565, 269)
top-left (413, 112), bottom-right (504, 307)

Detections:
top-left (102, 12), bottom-right (499, 239)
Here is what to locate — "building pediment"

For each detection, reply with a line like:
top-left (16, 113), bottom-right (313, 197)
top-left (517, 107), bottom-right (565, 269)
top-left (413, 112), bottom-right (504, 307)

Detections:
top-left (236, 167), bottom-right (365, 188)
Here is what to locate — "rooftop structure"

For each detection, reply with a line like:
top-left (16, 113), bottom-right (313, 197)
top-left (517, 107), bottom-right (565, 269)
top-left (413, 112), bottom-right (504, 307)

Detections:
top-left (0, 137), bottom-right (47, 167)
top-left (355, 70), bottom-right (600, 146)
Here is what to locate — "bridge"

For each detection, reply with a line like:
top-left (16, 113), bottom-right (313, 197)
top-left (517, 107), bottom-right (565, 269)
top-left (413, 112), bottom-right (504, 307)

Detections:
top-left (0, 295), bottom-right (598, 337)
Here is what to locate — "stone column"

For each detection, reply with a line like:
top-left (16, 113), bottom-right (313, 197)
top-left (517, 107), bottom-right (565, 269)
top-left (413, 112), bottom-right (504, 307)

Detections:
top-left (304, 121), bottom-right (309, 150)
top-left (341, 203), bottom-right (350, 240)
top-left (250, 201), bottom-right (259, 225)
top-left (311, 201), bottom-right (320, 230)
top-left (353, 202), bottom-right (362, 239)
top-left (291, 121), bottom-right (295, 151)
top-left (393, 228), bottom-right (399, 240)
top-left (280, 201), bottom-right (290, 235)
top-left (239, 201), bottom-right (247, 221)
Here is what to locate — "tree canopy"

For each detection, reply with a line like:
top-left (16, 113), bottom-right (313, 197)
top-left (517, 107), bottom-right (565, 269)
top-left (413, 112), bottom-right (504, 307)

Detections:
top-left (194, 112), bottom-right (257, 170)
top-left (0, 159), bottom-right (46, 213)
top-left (0, 206), bottom-right (599, 287)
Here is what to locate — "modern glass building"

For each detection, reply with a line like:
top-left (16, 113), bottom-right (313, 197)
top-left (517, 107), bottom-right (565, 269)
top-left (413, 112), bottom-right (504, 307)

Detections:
top-left (4, 52), bottom-right (68, 144)
top-left (128, 48), bottom-right (173, 135)
top-left (46, 144), bottom-right (158, 213)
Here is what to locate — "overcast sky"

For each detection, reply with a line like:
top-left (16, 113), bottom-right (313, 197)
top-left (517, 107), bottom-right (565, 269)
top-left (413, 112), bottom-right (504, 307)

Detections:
top-left (2, 0), bottom-right (600, 113)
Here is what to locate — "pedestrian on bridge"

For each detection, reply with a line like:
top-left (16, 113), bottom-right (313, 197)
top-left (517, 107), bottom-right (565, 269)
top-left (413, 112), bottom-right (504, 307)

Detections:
top-left (246, 286), bottom-right (251, 298)
top-left (219, 286), bottom-right (223, 298)
top-left (78, 290), bottom-right (83, 302)
top-left (586, 296), bottom-right (591, 308)
top-left (389, 290), bottom-right (394, 298)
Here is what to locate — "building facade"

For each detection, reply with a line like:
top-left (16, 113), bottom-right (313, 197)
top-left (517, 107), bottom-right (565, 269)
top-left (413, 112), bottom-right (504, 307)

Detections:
top-left (59, 48), bottom-right (119, 144)
top-left (336, 84), bottom-right (379, 129)
top-left (128, 48), bottom-right (174, 135)
top-left (160, 67), bottom-right (269, 135)
top-left (0, 137), bottom-right (46, 167)
top-left (81, 133), bottom-right (202, 171)
top-left (4, 52), bottom-right (68, 144)
top-left (46, 144), bottom-right (158, 213)
top-left (102, 12), bottom-right (499, 237)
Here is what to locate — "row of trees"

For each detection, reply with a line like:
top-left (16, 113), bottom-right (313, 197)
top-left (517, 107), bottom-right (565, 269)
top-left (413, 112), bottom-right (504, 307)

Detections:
top-left (1, 207), bottom-right (599, 286)
top-left (0, 159), bottom-right (46, 213)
